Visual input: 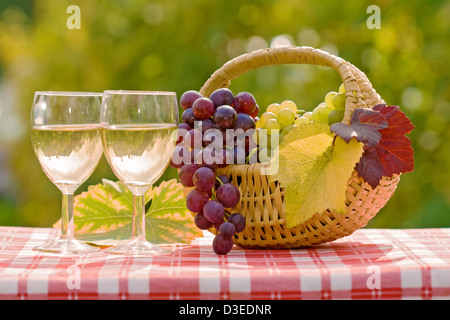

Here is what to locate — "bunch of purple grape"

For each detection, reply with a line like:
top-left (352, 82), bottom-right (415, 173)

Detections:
top-left (169, 88), bottom-right (260, 254)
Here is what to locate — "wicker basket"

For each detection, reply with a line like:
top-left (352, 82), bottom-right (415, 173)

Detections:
top-left (196, 46), bottom-right (400, 249)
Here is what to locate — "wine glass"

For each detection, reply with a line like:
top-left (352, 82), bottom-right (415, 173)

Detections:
top-left (100, 90), bottom-right (178, 255)
top-left (31, 91), bottom-right (104, 254)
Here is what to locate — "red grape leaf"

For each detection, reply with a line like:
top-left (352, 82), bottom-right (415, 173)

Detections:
top-left (373, 104), bottom-right (415, 135)
top-left (330, 108), bottom-right (388, 148)
top-left (356, 105), bottom-right (414, 189)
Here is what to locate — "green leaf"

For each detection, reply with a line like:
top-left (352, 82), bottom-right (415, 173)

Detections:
top-left (270, 122), bottom-right (364, 228)
top-left (53, 179), bottom-right (202, 246)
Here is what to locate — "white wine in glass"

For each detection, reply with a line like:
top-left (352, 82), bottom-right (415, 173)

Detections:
top-left (102, 124), bottom-right (177, 195)
top-left (101, 91), bottom-right (178, 256)
top-left (31, 92), bottom-right (104, 254)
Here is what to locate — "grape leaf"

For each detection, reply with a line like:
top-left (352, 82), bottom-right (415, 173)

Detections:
top-left (330, 108), bottom-right (388, 148)
top-left (53, 179), bottom-right (202, 245)
top-left (270, 122), bottom-right (364, 228)
top-left (373, 104), bottom-right (415, 135)
top-left (356, 104), bottom-right (414, 189)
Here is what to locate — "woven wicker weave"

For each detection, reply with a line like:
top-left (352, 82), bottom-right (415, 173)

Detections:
top-left (197, 46), bottom-right (400, 249)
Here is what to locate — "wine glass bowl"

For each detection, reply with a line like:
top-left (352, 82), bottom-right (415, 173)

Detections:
top-left (100, 90), bottom-right (178, 256)
top-left (31, 91), bottom-right (104, 254)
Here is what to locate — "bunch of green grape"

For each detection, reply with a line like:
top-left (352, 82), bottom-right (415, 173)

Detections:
top-left (249, 84), bottom-right (347, 162)
top-left (309, 83), bottom-right (346, 125)
top-left (251, 100), bottom-right (303, 162)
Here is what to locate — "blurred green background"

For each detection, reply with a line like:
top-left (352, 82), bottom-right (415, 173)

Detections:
top-left (0, 0), bottom-right (448, 229)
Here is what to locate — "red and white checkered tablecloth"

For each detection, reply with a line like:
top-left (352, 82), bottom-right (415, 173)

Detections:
top-left (0, 226), bottom-right (449, 300)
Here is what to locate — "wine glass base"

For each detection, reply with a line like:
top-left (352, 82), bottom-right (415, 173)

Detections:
top-left (103, 238), bottom-right (170, 256)
top-left (33, 237), bottom-right (100, 254)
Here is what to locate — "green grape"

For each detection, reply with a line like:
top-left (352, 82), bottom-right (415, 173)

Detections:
top-left (266, 103), bottom-right (281, 115)
top-left (264, 119), bottom-right (282, 135)
top-left (277, 108), bottom-right (296, 127)
top-left (311, 105), bottom-right (332, 123)
top-left (325, 91), bottom-right (337, 109)
top-left (282, 124), bottom-right (297, 136)
top-left (302, 111), bottom-right (312, 120)
top-left (294, 116), bottom-right (310, 125)
top-left (339, 83), bottom-right (346, 94)
top-left (260, 112), bottom-right (277, 127)
top-left (332, 92), bottom-right (345, 111)
top-left (328, 109), bottom-right (345, 125)
top-left (279, 100), bottom-right (297, 114)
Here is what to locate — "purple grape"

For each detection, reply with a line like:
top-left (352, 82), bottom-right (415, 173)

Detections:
top-left (197, 118), bottom-right (215, 134)
top-left (214, 148), bottom-right (233, 168)
top-left (224, 148), bottom-right (234, 166)
top-left (180, 90), bottom-right (202, 110)
top-left (190, 148), bottom-right (201, 164)
top-left (186, 188), bottom-right (209, 213)
top-left (202, 128), bottom-right (222, 148)
top-left (215, 175), bottom-right (231, 190)
top-left (233, 92), bottom-right (257, 115)
top-left (178, 164), bottom-right (199, 187)
top-left (195, 211), bottom-right (213, 230)
top-left (232, 146), bottom-right (246, 164)
top-left (203, 200), bottom-right (225, 223)
top-left (213, 220), bottom-right (224, 230)
top-left (192, 97), bottom-right (215, 120)
top-left (219, 222), bottom-right (236, 238)
top-left (176, 123), bottom-right (192, 144)
top-left (249, 104), bottom-right (259, 118)
top-left (212, 234), bottom-right (234, 255)
top-left (184, 129), bottom-right (203, 149)
top-left (237, 136), bottom-right (256, 154)
top-left (194, 148), bottom-right (218, 171)
top-left (178, 123), bottom-right (192, 131)
top-left (222, 128), bottom-right (235, 147)
top-left (192, 167), bottom-right (216, 191)
top-left (218, 175), bottom-right (231, 184)
top-left (216, 183), bottom-right (240, 208)
top-left (182, 108), bottom-right (198, 127)
top-left (169, 144), bottom-right (189, 169)
top-left (228, 213), bottom-right (246, 233)
top-left (209, 88), bottom-right (234, 108)
top-left (214, 106), bottom-right (238, 129)
top-left (234, 113), bottom-right (256, 132)
top-left (248, 147), bottom-right (259, 164)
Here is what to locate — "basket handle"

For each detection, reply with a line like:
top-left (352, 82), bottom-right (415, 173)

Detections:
top-left (199, 46), bottom-right (384, 125)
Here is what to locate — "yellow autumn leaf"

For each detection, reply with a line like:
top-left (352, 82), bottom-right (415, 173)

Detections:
top-left (270, 121), bottom-right (364, 228)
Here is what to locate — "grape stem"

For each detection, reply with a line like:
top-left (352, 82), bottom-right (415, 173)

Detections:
top-left (215, 176), bottom-right (224, 186)
top-left (245, 146), bottom-right (260, 164)
top-left (223, 210), bottom-right (231, 223)
top-left (211, 176), bottom-right (223, 201)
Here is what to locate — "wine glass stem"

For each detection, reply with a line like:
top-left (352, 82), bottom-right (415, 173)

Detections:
top-left (132, 194), bottom-right (146, 240)
top-left (61, 193), bottom-right (75, 239)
